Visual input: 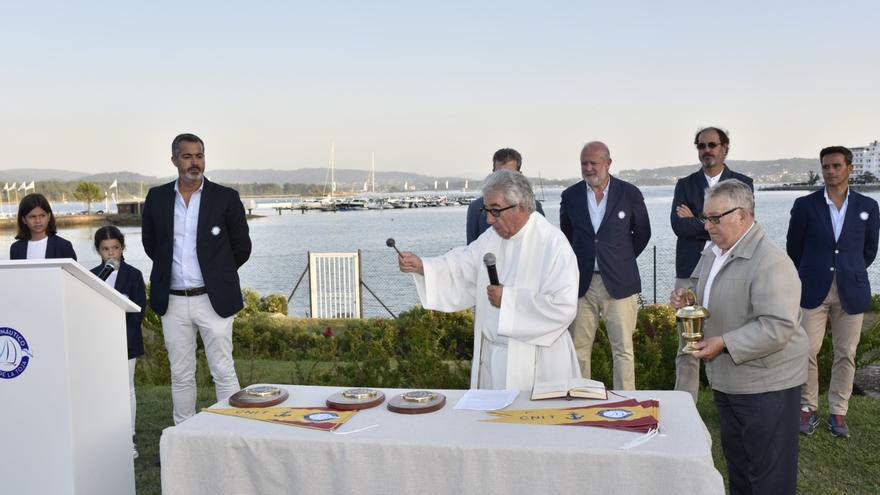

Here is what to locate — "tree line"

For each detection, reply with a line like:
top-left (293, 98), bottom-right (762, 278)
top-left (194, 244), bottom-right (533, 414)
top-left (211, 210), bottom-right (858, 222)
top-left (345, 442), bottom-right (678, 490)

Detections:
top-left (9, 181), bottom-right (334, 204)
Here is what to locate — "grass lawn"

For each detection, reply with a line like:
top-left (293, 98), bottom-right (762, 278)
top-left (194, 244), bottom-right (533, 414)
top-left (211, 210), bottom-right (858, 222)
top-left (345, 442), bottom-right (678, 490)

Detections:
top-left (133, 359), bottom-right (880, 495)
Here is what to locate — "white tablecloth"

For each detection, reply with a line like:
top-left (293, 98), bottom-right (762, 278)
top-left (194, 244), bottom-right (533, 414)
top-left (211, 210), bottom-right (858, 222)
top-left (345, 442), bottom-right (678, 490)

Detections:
top-left (160, 385), bottom-right (724, 495)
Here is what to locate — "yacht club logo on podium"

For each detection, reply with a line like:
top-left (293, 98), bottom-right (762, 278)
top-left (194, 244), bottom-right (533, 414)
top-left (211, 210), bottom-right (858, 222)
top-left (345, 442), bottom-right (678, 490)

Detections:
top-left (0, 327), bottom-right (33, 379)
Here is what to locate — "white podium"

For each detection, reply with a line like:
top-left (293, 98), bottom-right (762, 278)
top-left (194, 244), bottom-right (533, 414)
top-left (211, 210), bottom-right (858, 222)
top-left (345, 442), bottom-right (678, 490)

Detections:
top-left (0, 259), bottom-right (141, 495)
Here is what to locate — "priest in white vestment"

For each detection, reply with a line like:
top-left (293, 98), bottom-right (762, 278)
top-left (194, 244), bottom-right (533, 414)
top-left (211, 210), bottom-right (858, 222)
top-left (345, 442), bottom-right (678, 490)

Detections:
top-left (399, 169), bottom-right (581, 390)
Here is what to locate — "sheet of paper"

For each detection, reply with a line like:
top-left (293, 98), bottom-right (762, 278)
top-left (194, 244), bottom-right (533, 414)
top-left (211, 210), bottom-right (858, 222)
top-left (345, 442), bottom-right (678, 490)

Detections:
top-left (453, 389), bottom-right (519, 411)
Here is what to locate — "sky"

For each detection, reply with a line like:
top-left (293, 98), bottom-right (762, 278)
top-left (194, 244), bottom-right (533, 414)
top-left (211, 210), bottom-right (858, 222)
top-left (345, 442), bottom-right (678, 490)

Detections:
top-left (2, 1), bottom-right (878, 179)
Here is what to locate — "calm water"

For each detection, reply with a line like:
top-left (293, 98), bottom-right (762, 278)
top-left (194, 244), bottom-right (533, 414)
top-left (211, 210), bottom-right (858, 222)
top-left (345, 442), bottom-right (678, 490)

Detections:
top-left (3, 186), bottom-right (880, 317)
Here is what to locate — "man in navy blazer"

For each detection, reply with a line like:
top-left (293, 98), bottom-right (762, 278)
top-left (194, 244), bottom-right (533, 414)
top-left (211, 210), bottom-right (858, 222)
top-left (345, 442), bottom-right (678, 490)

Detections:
top-left (466, 148), bottom-right (544, 244)
top-left (142, 133), bottom-right (252, 426)
top-left (786, 145), bottom-right (879, 438)
top-left (560, 141), bottom-right (651, 390)
top-left (671, 127), bottom-right (753, 400)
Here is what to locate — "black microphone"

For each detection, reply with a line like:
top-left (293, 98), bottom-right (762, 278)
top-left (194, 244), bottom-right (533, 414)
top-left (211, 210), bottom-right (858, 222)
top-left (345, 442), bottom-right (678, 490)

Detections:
top-left (386, 237), bottom-right (402, 256)
top-left (483, 253), bottom-right (500, 285)
top-left (97, 259), bottom-right (120, 281)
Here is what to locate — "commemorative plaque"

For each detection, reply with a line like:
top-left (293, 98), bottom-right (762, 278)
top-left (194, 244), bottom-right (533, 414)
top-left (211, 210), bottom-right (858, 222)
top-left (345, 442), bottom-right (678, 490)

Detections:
top-left (229, 385), bottom-right (290, 408)
top-left (387, 390), bottom-right (446, 414)
top-left (326, 388), bottom-right (386, 410)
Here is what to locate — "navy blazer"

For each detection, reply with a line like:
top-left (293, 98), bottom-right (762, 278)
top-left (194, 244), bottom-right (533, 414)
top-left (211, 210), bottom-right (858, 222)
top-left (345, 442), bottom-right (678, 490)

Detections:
top-left (91, 261), bottom-right (146, 359)
top-left (141, 178), bottom-right (252, 318)
top-left (786, 188), bottom-right (879, 314)
top-left (466, 197), bottom-right (545, 245)
top-left (560, 176), bottom-right (651, 298)
top-left (9, 234), bottom-right (77, 260)
top-left (670, 166), bottom-right (753, 278)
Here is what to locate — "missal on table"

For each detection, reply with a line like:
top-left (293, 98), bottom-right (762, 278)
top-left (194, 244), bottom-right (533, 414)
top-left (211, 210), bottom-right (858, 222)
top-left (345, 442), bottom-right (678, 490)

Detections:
top-left (531, 378), bottom-right (607, 401)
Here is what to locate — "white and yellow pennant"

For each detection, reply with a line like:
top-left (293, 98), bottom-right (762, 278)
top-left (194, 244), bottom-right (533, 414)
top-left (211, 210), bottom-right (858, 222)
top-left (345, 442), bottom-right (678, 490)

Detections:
top-left (205, 407), bottom-right (358, 431)
top-left (482, 399), bottom-right (659, 432)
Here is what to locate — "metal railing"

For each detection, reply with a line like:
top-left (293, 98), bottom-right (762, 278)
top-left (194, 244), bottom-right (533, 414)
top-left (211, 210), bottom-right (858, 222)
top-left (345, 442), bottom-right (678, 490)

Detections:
top-left (287, 245), bottom-right (678, 318)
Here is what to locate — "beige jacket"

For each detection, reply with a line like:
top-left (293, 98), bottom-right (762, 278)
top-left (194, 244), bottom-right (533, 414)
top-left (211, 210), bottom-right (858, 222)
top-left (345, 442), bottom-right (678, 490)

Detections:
top-left (687, 223), bottom-right (808, 394)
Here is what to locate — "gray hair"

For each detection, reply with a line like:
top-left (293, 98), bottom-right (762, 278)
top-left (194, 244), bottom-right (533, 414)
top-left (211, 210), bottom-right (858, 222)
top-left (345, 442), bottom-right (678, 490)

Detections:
top-left (582, 141), bottom-right (611, 161)
top-left (482, 169), bottom-right (536, 213)
top-left (705, 179), bottom-right (755, 215)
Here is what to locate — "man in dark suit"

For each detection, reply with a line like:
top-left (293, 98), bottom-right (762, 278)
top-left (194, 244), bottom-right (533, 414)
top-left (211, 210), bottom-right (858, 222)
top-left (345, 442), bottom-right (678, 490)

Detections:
top-left (466, 148), bottom-right (544, 244)
top-left (560, 141), bottom-right (651, 390)
top-left (786, 145), bottom-right (879, 438)
top-left (142, 133), bottom-right (252, 425)
top-left (671, 127), bottom-right (753, 400)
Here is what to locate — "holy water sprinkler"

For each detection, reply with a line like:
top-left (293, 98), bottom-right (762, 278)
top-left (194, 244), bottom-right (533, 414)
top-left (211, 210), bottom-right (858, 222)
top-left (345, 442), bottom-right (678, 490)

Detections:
top-left (386, 238), bottom-right (402, 256)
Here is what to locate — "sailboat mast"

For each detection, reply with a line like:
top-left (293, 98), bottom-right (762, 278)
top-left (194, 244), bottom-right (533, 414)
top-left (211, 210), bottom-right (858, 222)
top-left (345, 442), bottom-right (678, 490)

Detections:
top-left (371, 152), bottom-right (376, 193)
top-left (330, 142), bottom-right (336, 200)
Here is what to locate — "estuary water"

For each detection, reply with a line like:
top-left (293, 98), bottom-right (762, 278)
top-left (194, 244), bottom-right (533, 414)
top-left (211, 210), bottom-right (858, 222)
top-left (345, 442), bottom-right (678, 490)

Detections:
top-left (3, 185), bottom-right (879, 318)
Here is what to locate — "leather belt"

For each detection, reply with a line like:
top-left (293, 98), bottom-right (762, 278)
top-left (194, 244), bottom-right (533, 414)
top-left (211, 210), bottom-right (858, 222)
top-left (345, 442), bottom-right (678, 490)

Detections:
top-left (170, 287), bottom-right (208, 297)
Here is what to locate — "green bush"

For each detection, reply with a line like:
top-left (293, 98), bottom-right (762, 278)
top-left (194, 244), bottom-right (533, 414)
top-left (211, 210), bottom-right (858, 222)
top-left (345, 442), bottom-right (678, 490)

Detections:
top-left (135, 287), bottom-right (880, 393)
top-left (260, 294), bottom-right (288, 315)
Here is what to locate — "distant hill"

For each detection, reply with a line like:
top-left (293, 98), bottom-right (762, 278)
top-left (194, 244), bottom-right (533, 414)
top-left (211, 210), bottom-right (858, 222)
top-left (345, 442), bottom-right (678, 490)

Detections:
top-left (1, 158), bottom-right (822, 190)
top-left (80, 171), bottom-right (164, 183)
top-left (205, 168), bottom-right (472, 189)
top-left (0, 168), bottom-right (87, 182)
top-left (618, 158), bottom-right (818, 185)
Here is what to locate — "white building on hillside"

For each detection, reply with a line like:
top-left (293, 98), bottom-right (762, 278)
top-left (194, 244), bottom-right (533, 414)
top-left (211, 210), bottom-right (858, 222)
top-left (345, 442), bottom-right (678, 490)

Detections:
top-left (851, 140), bottom-right (880, 176)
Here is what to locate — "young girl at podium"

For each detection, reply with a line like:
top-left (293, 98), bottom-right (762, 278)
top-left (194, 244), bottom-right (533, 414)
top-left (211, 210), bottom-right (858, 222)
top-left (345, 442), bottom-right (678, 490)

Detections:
top-left (91, 225), bottom-right (146, 459)
top-left (9, 193), bottom-right (77, 260)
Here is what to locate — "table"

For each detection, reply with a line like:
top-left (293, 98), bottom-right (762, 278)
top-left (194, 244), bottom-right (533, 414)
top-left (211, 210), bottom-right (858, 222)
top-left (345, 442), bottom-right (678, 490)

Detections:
top-left (160, 385), bottom-right (724, 494)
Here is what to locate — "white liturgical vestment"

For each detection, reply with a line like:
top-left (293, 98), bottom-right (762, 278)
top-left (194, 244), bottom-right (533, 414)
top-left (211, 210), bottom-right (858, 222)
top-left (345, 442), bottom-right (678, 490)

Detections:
top-left (413, 212), bottom-right (581, 390)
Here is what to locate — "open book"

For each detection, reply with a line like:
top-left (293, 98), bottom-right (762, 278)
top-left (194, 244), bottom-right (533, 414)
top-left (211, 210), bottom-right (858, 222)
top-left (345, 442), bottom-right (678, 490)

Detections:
top-left (531, 378), bottom-right (607, 400)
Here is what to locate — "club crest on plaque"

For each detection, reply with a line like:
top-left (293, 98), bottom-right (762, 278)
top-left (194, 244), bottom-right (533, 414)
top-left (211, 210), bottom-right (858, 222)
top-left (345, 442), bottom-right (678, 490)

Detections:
top-left (326, 388), bottom-right (386, 410)
top-left (387, 390), bottom-right (446, 414)
top-left (229, 385), bottom-right (290, 408)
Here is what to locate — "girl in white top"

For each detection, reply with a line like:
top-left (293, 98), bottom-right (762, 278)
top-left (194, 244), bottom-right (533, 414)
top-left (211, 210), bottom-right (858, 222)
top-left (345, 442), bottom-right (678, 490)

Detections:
top-left (9, 193), bottom-right (77, 260)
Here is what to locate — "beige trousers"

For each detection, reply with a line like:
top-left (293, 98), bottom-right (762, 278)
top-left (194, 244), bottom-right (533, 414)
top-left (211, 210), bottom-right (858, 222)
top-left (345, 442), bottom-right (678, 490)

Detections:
top-left (569, 274), bottom-right (638, 390)
top-left (673, 277), bottom-right (700, 402)
top-left (800, 277), bottom-right (863, 415)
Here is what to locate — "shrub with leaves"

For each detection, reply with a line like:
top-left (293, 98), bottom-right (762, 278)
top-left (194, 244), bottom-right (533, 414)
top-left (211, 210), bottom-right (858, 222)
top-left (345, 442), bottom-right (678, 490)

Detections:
top-left (261, 294), bottom-right (288, 315)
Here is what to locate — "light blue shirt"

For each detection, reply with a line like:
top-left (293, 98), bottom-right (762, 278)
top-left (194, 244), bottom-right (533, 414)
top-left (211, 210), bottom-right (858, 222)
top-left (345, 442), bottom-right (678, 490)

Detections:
top-left (824, 187), bottom-right (849, 242)
top-left (171, 179), bottom-right (205, 290)
top-left (587, 179), bottom-right (610, 271)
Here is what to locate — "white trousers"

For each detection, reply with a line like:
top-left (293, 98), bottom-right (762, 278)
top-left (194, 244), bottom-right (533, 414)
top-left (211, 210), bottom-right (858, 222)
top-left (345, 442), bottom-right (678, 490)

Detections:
top-left (162, 294), bottom-right (240, 425)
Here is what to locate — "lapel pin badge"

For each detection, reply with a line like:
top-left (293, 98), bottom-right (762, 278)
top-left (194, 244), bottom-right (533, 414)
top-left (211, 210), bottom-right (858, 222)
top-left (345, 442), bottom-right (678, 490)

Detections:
top-left (618, 211), bottom-right (626, 219)
top-left (211, 226), bottom-right (221, 236)
top-left (860, 211), bottom-right (869, 221)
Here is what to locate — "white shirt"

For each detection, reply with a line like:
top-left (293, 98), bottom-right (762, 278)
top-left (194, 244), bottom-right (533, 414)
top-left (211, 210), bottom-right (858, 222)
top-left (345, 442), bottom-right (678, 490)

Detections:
top-left (26, 237), bottom-right (48, 259)
top-left (824, 187), bottom-right (849, 242)
top-left (171, 180), bottom-right (206, 290)
top-left (703, 222), bottom-right (755, 310)
top-left (704, 172), bottom-right (722, 189)
top-left (105, 269), bottom-right (119, 288)
top-left (587, 179), bottom-right (610, 271)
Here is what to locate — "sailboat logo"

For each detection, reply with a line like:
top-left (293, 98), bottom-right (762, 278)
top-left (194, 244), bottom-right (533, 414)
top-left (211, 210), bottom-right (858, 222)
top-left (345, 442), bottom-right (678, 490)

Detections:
top-left (0, 327), bottom-right (33, 379)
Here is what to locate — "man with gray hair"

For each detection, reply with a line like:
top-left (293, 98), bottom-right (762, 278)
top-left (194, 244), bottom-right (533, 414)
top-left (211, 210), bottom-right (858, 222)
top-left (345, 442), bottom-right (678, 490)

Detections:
top-left (560, 141), bottom-right (651, 390)
top-left (399, 169), bottom-right (581, 390)
top-left (671, 178), bottom-right (806, 494)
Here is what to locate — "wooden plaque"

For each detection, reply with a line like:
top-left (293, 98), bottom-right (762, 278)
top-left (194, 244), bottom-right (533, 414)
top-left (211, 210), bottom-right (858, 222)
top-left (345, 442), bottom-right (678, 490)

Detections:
top-left (326, 388), bottom-right (386, 410)
top-left (387, 390), bottom-right (446, 414)
top-left (229, 386), bottom-right (290, 408)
